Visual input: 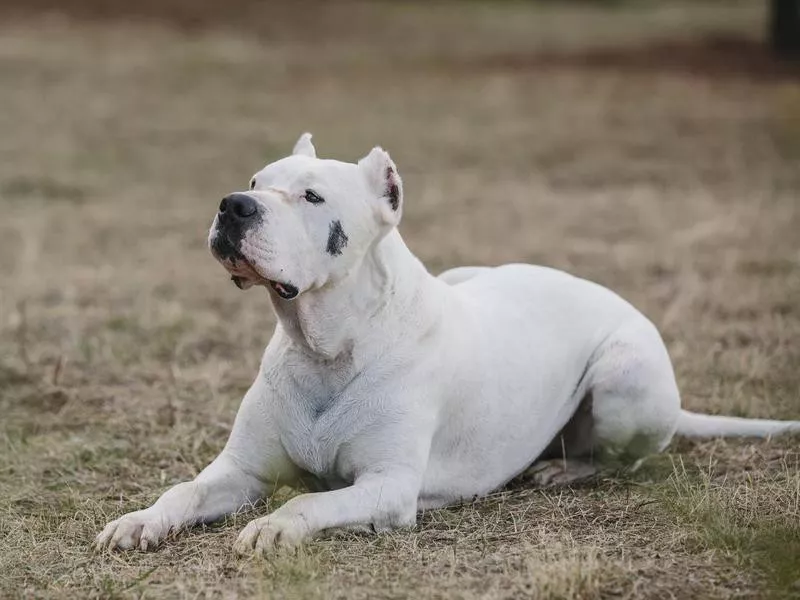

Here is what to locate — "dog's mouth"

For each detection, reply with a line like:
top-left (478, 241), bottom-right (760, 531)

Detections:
top-left (230, 272), bottom-right (299, 300)
top-left (266, 280), bottom-right (299, 299)
top-left (211, 234), bottom-right (299, 300)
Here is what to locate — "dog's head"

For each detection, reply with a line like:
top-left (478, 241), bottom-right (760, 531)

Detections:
top-left (208, 133), bottom-right (403, 300)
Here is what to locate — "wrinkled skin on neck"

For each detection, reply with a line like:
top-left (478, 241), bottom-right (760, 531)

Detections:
top-left (269, 229), bottom-right (431, 360)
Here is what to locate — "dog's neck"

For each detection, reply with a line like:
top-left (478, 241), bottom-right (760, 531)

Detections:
top-left (270, 228), bottom-right (439, 361)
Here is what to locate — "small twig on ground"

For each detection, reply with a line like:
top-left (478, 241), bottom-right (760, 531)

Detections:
top-left (52, 354), bottom-right (66, 386)
top-left (16, 300), bottom-right (32, 372)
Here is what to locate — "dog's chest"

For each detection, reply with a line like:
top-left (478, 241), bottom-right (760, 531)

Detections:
top-left (274, 356), bottom-right (360, 480)
top-left (279, 407), bottom-right (341, 479)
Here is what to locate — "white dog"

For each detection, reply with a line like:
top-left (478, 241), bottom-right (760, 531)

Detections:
top-left (96, 134), bottom-right (800, 554)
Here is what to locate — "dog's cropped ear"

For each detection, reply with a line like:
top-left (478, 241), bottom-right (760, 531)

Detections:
top-left (358, 147), bottom-right (403, 226)
top-left (292, 132), bottom-right (317, 158)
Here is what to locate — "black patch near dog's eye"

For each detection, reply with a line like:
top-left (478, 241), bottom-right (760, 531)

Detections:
top-left (249, 178), bottom-right (256, 190)
top-left (304, 189), bottom-right (325, 204)
top-left (326, 220), bottom-right (348, 256)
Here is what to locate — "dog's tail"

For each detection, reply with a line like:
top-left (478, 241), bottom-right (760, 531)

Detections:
top-left (676, 410), bottom-right (800, 438)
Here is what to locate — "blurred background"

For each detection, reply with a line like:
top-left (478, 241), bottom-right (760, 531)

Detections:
top-left (1, 1), bottom-right (799, 598)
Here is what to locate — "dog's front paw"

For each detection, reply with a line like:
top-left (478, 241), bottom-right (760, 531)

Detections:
top-left (234, 514), bottom-right (311, 555)
top-left (95, 509), bottom-right (169, 552)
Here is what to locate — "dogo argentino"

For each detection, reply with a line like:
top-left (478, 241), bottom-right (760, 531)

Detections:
top-left (96, 133), bottom-right (800, 554)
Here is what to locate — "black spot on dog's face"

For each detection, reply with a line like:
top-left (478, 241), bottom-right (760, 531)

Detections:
top-left (326, 220), bottom-right (349, 256)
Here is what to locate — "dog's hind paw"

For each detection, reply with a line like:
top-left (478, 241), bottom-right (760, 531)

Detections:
top-left (524, 459), bottom-right (598, 488)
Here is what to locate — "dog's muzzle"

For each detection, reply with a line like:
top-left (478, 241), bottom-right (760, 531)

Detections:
top-left (217, 192), bottom-right (259, 238)
top-left (210, 193), bottom-right (300, 300)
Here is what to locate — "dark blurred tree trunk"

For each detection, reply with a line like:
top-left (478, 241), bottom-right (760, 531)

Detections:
top-left (770, 0), bottom-right (800, 58)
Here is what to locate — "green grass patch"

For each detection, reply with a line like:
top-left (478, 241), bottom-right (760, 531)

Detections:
top-left (654, 458), bottom-right (800, 598)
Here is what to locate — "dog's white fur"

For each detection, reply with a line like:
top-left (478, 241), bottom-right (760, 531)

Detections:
top-left (96, 134), bottom-right (800, 554)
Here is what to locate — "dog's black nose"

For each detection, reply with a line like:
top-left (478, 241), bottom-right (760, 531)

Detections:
top-left (219, 193), bottom-right (258, 219)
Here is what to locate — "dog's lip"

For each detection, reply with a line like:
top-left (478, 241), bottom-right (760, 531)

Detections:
top-left (218, 251), bottom-right (264, 283)
top-left (230, 275), bottom-right (249, 289)
top-left (268, 280), bottom-right (299, 300)
top-left (212, 234), bottom-right (299, 299)
top-left (230, 269), bottom-right (298, 300)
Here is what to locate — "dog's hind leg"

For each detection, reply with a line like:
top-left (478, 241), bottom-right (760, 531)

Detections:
top-left (523, 317), bottom-right (679, 489)
top-left (584, 316), bottom-right (681, 464)
top-left (524, 317), bottom-right (680, 489)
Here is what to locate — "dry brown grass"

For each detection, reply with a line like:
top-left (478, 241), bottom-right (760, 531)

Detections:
top-left (1, 1), bottom-right (799, 598)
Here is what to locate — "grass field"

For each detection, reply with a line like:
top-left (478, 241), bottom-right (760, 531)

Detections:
top-left (1, 1), bottom-right (800, 598)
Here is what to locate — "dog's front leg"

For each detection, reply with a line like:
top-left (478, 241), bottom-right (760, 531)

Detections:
top-left (96, 375), bottom-right (297, 552)
top-left (95, 452), bottom-right (268, 551)
top-left (234, 470), bottom-right (421, 554)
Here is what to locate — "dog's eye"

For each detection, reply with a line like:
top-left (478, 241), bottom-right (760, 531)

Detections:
top-left (304, 189), bottom-right (325, 204)
top-left (249, 178), bottom-right (256, 190)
